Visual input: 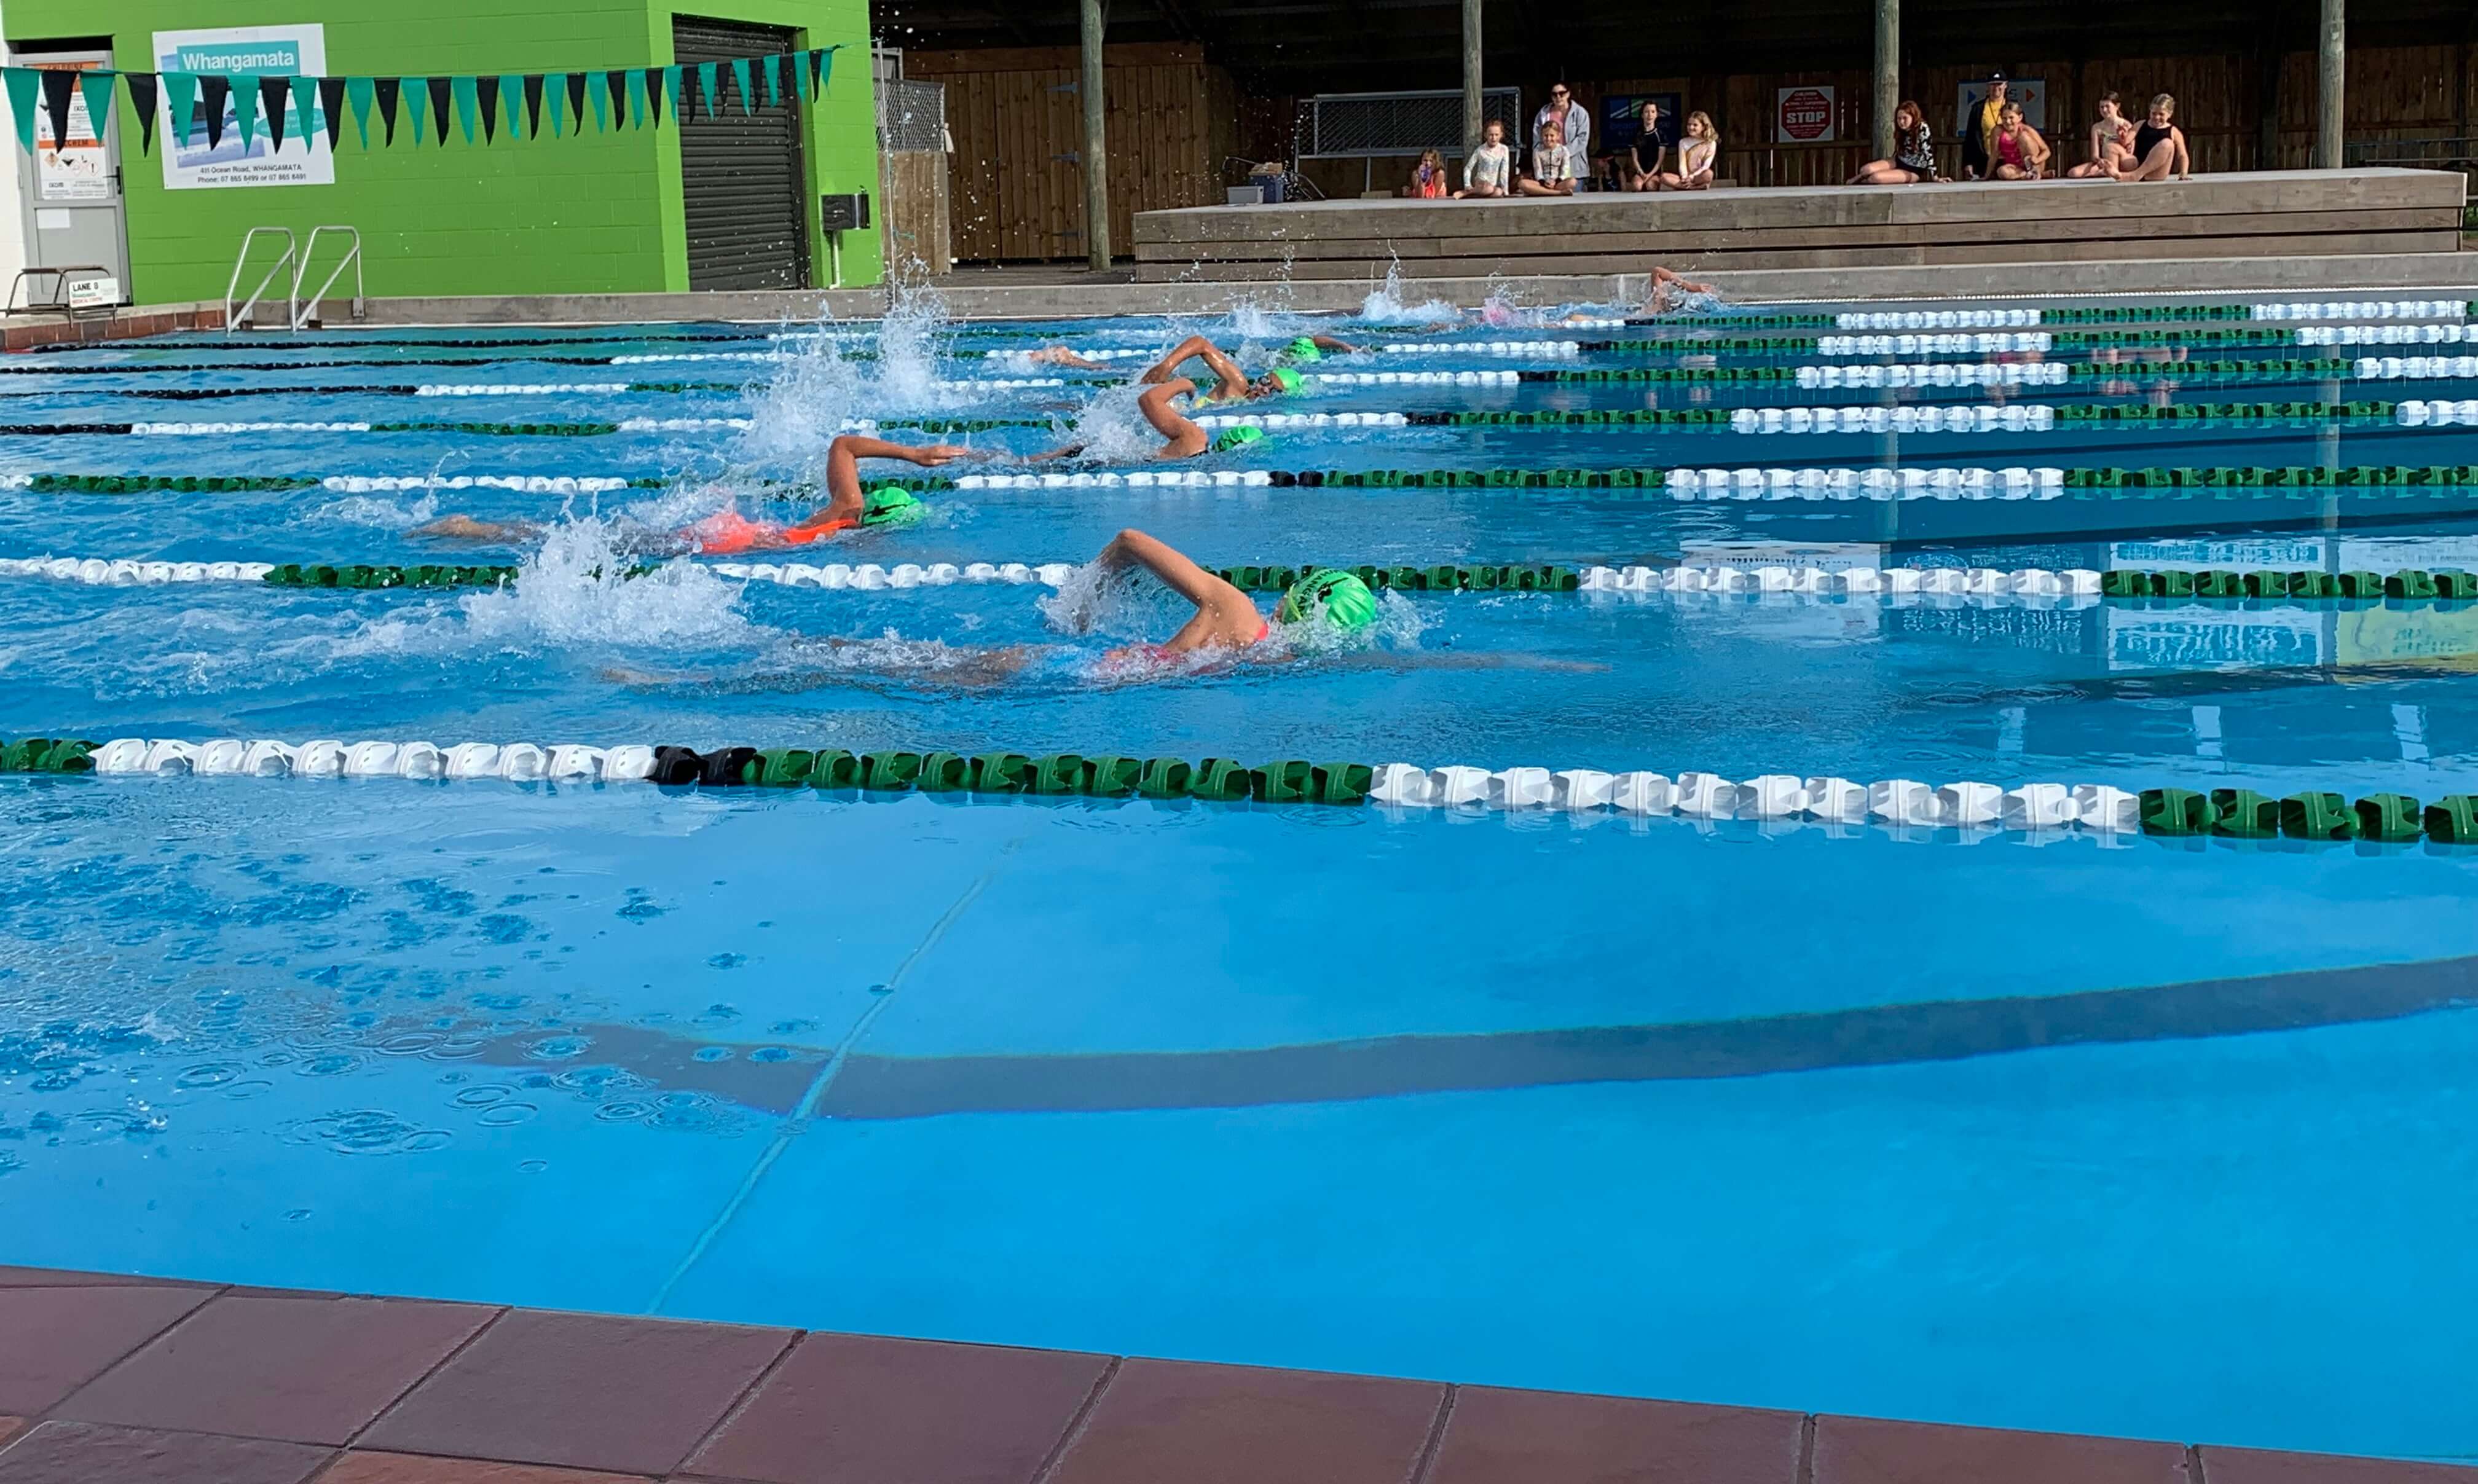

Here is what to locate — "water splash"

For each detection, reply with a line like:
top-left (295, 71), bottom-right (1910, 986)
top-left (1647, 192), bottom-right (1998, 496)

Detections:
top-left (310, 492), bottom-right (441, 531)
top-left (736, 280), bottom-right (962, 466)
top-left (1052, 385), bottom-right (1162, 465)
top-left (1357, 262), bottom-right (1460, 326)
top-left (449, 514), bottom-right (763, 651)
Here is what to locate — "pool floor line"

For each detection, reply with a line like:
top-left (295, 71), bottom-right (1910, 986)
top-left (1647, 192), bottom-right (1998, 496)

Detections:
top-left (643, 839), bottom-right (1021, 1313)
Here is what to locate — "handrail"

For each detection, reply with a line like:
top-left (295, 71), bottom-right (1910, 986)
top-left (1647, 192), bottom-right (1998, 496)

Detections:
top-left (294, 226), bottom-right (364, 329)
top-left (224, 227), bottom-right (297, 336)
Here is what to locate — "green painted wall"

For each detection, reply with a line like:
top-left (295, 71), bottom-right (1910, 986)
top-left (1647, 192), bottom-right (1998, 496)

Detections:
top-left (2, 0), bottom-right (879, 302)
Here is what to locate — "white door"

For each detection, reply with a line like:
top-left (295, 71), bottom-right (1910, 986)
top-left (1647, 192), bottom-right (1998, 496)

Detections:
top-left (11, 48), bottom-right (131, 304)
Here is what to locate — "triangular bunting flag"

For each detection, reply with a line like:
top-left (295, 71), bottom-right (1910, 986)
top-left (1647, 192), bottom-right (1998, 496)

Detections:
top-left (37, 68), bottom-right (76, 152)
top-left (3, 69), bottom-right (38, 154)
top-left (475, 76), bottom-right (500, 143)
top-left (694, 61), bottom-right (719, 120)
top-left (522, 74), bottom-right (545, 139)
top-left (318, 76), bottom-right (347, 152)
top-left (402, 78), bottom-right (426, 144)
top-left (256, 75), bottom-right (289, 150)
top-left (77, 71), bottom-right (116, 145)
top-left (564, 71), bottom-right (586, 136)
top-left (199, 75), bottom-right (230, 148)
top-left (451, 74), bottom-right (478, 143)
top-left (730, 58), bottom-right (753, 114)
top-left (625, 68), bottom-right (645, 128)
top-left (768, 53), bottom-right (789, 109)
top-left (229, 74), bottom-right (258, 151)
top-left (677, 63), bottom-right (698, 122)
top-left (124, 72), bottom-right (160, 155)
top-left (425, 76), bottom-right (451, 144)
top-left (162, 71), bottom-right (199, 146)
top-left (806, 48), bottom-right (828, 101)
top-left (642, 66), bottom-right (665, 128)
top-left (498, 74), bottom-right (522, 139)
top-left (372, 77), bottom-right (399, 146)
top-left (600, 69), bottom-right (623, 132)
top-left (290, 76), bottom-right (318, 150)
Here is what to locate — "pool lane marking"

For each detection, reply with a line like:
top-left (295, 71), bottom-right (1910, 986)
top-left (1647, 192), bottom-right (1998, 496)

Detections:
top-left (643, 839), bottom-right (1023, 1314)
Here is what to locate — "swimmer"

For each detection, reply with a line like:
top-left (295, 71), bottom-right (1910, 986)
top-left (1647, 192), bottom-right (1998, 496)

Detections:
top-left (411, 434), bottom-right (968, 554)
top-left (1032, 379), bottom-right (1272, 463)
top-left (1137, 333), bottom-right (1359, 400)
top-left (1627, 265), bottom-right (1715, 317)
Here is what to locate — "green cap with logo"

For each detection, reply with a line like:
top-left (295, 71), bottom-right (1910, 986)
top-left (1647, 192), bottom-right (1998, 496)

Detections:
top-left (1276, 568), bottom-right (1378, 634)
top-left (860, 486), bottom-right (926, 526)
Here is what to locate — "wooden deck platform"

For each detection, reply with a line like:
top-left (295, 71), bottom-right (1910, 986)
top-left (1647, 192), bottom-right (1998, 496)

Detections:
top-left (1130, 168), bottom-right (2469, 283)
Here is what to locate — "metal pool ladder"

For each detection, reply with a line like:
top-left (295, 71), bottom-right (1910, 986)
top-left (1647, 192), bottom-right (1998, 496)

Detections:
top-left (223, 224), bottom-right (366, 334)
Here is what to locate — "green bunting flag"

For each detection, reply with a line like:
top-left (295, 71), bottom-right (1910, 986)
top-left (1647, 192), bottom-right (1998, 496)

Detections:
top-left (499, 73), bottom-right (522, 140)
top-left (661, 64), bottom-right (683, 125)
top-left (3, 68), bottom-right (37, 154)
top-left (163, 71), bottom-right (199, 146)
top-left (626, 67), bottom-right (645, 128)
top-left (766, 53), bottom-right (787, 108)
top-left (450, 74), bottom-right (477, 143)
top-left (290, 75), bottom-right (319, 149)
top-left (730, 57), bottom-right (753, 114)
top-left (693, 61), bottom-right (719, 119)
top-left (596, 69), bottom-right (618, 132)
top-left (229, 74), bottom-right (258, 150)
top-left (403, 77), bottom-right (425, 144)
top-left (77, 71), bottom-right (116, 145)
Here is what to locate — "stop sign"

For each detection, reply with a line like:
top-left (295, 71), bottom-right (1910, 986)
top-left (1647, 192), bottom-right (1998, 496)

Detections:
top-left (1779, 87), bottom-right (1832, 141)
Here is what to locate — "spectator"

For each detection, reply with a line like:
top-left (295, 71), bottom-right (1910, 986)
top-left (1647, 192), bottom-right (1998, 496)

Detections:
top-left (1619, 100), bottom-right (1668, 191)
top-left (1410, 148), bottom-right (1449, 198)
top-left (1532, 82), bottom-right (1589, 184)
top-left (1989, 101), bottom-right (2050, 179)
top-left (1455, 119), bottom-right (1512, 198)
top-left (1517, 119), bottom-right (1578, 195)
top-left (1656, 111), bottom-right (1718, 190)
top-left (1848, 99), bottom-right (1936, 184)
top-left (2065, 94), bottom-right (2127, 178)
top-left (1958, 72), bottom-right (2008, 180)
top-left (2110, 93), bottom-right (2192, 181)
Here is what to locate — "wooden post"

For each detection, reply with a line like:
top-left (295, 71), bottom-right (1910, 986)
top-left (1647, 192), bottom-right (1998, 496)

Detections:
top-left (1872, 0), bottom-right (1898, 161)
top-left (2315, 0), bottom-right (2344, 169)
top-left (1461, 0), bottom-right (1484, 153)
top-left (1080, 0), bottom-right (1111, 271)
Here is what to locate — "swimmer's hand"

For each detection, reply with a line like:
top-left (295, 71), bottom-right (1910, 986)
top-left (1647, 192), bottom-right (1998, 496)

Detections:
top-left (903, 444), bottom-right (980, 468)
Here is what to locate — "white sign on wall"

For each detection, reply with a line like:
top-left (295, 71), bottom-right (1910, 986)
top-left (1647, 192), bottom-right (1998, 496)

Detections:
top-left (1774, 85), bottom-right (1836, 144)
top-left (152, 24), bottom-right (331, 190)
top-left (30, 60), bottom-right (110, 202)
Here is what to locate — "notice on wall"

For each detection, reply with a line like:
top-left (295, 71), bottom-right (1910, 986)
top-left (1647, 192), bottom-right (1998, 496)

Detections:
top-left (30, 60), bottom-right (111, 201)
top-left (152, 24), bottom-right (331, 190)
top-left (1774, 86), bottom-right (1835, 144)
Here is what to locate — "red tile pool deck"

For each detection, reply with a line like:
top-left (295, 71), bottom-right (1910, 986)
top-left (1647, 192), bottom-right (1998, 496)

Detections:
top-left (1, 1263), bottom-right (2471, 1484)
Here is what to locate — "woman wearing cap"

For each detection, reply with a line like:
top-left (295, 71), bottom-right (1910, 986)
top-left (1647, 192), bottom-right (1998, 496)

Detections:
top-left (410, 434), bottom-right (958, 554)
top-left (1959, 74), bottom-right (2008, 180)
top-left (1120, 332), bottom-right (1356, 401)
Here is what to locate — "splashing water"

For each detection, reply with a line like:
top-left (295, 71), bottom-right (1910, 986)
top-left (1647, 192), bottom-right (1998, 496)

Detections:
top-left (310, 492), bottom-right (441, 532)
top-left (1053, 385), bottom-right (1165, 466)
top-left (1357, 262), bottom-right (1460, 326)
top-left (736, 281), bottom-right (965, 466)
top-left (372, 515), bottom-right (766, 658)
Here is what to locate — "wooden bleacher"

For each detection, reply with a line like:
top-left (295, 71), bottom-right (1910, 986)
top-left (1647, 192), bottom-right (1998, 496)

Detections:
top-left (1130, 168), bottom-right (2469, 282)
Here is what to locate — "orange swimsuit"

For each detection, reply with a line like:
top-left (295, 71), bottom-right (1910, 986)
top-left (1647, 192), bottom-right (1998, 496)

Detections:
top-left (685, 509), bottom-right (856, 556)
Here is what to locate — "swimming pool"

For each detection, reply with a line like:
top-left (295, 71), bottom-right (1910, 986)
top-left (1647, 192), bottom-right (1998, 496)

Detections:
top-left (5, 286), bottom-right (2478, 1464)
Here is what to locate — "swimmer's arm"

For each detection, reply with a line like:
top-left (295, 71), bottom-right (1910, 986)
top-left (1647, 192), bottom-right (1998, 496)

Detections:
top-left (1096, 527), bottom-right (1253, 619)
top-left (411, 514), bottom-right (543, 544)
top-left (1307, 334), bottom-right (1362, 355)
top-left (1137, 380), bottom-right (1210, 458)
top-left (1138, 334), bottom-right (1225, 385)
top-left (822, 434), bottom-right (977, 519)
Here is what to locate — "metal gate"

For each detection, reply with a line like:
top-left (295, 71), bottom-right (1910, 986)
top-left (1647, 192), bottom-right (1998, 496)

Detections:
top-left (672, 15), bottom-right (809, 291)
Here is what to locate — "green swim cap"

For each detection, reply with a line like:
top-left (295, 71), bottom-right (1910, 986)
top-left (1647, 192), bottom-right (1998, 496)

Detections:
top-left (1276, 568), bottom-right (1378, 634)
top-left (859, 486), bottom-right (926, 526)
top-left (1211, 425), bottom-right (1265, 453)
top-left (1280, 336), bottom-right (1323, 364)
top-left (1267, 366), bottom-right (1306, 395)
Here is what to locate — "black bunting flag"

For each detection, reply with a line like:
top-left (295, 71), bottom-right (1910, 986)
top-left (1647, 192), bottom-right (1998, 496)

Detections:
top-left (476, 75), bottom-right (500, 142)
top-left (776, 53), bottom-right (799, 110)
top-left (678, 65), bottom-right (698, 123)
top-left (258, 76), bottom-right (291, 150)
top-left (37, 69), bottom-right (74, 153)
top-left (565, 71), bottom-right (588, 132)
top-left (318, 76), bottom-right (345, 152)
top-left (604, 69), bottom-right (626, 129)
top-left (643, 66), bottom-right (664, 127)
top-left (425, 76), bottom-right (450, 144)
top-left (124, 71), bottom-right (160, 154)
top-left (807, 49), bottom-right (826, 100)
top-left (198, 75), bottom-right (230, 148)
top-left (522, 74), bottom-right (545, 138)
top-left (373, 77), bottom-right (401, 144)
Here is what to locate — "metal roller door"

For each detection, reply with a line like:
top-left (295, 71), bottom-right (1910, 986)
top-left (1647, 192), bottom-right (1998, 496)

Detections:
top-left (672, 15), bottom-right (810, 290)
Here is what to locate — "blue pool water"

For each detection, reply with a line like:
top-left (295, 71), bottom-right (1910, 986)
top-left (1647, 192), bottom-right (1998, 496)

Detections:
top-left (5, 286), bottom-right (2478, 1462)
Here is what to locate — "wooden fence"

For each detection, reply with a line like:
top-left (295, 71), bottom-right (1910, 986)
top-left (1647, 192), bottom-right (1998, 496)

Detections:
top-left (903, 42), bottom-right (1237, 263)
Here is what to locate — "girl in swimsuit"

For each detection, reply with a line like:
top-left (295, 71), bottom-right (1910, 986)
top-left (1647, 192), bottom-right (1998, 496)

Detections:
top-left (2066, 94), bottom-right (2127, 177)
top-left (1656, 112), bottom-right (1718, 190)
top-left (411, 434), bottom-right (969, 553)
top-left (1989, 102), bottom-right (2050, 179)
top-left (2112, 94), bottom-right (2190, 181)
